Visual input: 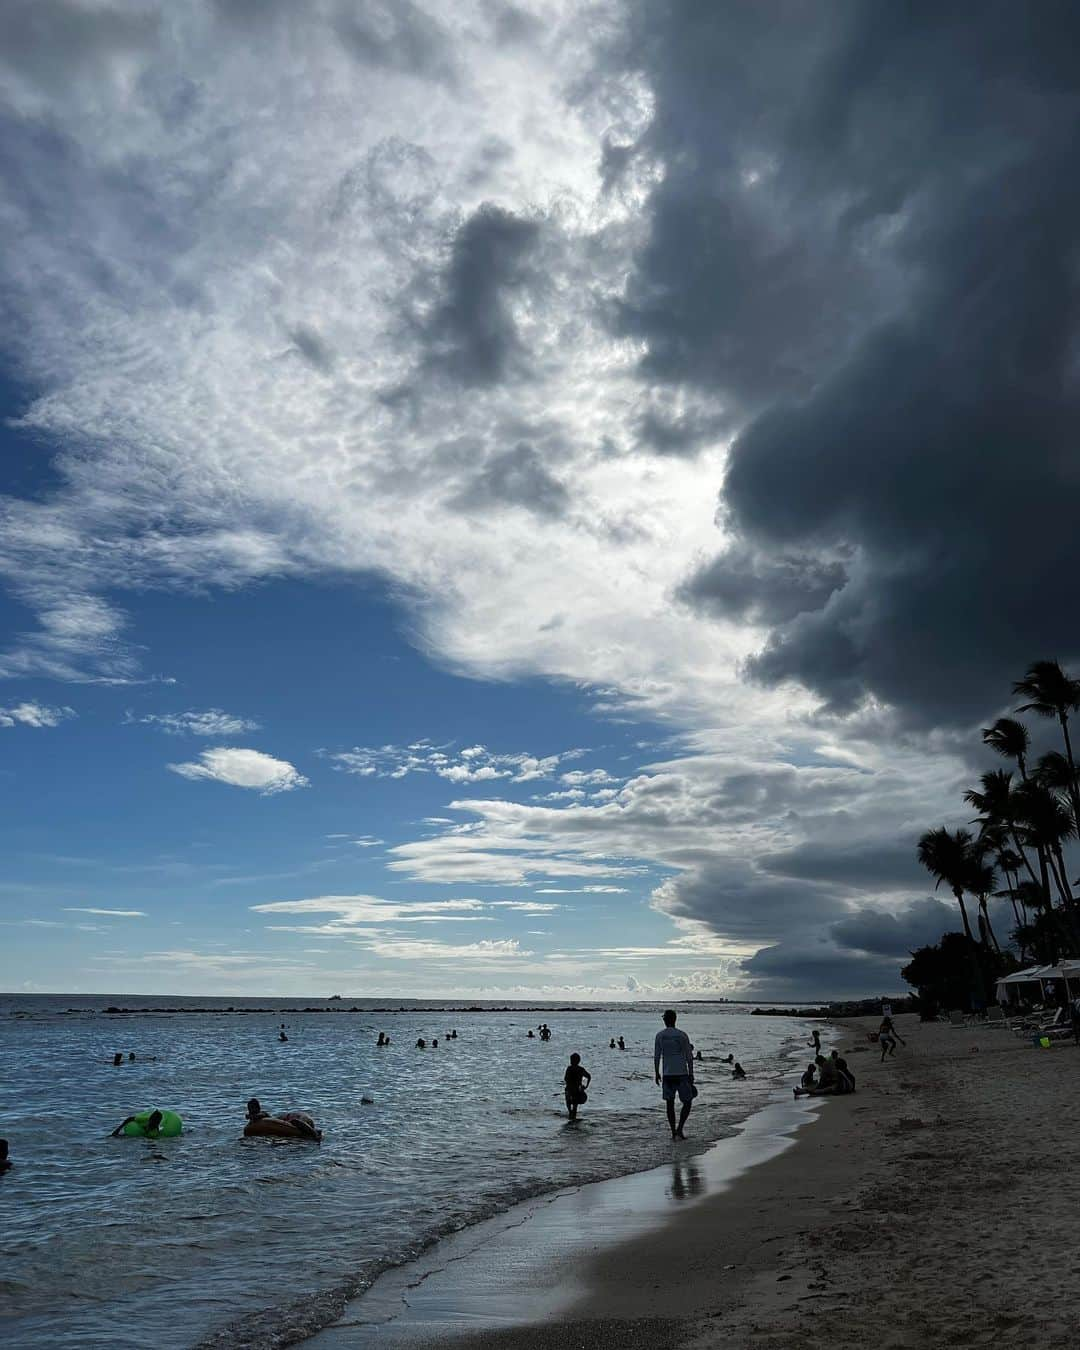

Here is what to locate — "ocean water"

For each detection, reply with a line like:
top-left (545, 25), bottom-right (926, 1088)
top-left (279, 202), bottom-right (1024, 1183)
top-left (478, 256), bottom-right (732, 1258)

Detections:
top-left (0, 996), bottom-right (813, 1349)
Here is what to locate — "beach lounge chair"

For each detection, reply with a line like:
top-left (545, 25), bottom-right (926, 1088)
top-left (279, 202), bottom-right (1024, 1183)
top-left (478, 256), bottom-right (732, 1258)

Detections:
top-left (947, 1009), bottom-right (967, 1027)
top-left (984, 1006), bottom-right (1007, 1027)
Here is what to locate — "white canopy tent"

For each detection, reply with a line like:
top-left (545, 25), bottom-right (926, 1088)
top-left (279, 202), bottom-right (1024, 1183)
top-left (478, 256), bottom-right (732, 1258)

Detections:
top-left (995, 961), bottom-right (1080, 1003)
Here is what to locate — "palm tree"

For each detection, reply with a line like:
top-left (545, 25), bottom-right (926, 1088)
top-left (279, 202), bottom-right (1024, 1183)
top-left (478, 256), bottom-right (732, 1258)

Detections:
top-left (1011, 780), bottom-right (1076, 910)
top-left (917, 827), bottom-right (977, 943)
top-left (982, 717), bottom-right (1031, 780)
top-left (963, 769), bottom-right (1040, 890)
top-left (1014, 660), bottom-right (1080, 831)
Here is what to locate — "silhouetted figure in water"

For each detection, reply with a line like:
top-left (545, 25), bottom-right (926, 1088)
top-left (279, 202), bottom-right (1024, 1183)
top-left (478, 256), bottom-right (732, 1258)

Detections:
top-left (528, 1030), bottom-right (535, 1038)
top-left (416, 1038), bottom-right (426, 1049)
top-left (0, 1139), bottom-right (11, 1172)
top-left (609, 1038), bottom-right (616, 1048)
top-left (113, 1052), bottom-right (123, 1066)
top-left (564, 1053), bottom-right (591, 1120)
top-left (617, 1037), bottom-right (626, 1050)
top-left (654, 1009), bottom-right (695, 1140)
top-left (732, 1063), bottom-right (746, 1080)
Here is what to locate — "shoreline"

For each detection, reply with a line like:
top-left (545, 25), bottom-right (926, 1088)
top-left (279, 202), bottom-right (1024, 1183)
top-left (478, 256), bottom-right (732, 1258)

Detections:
top-left (304, 1071), bottom-right (825, 1349)
top-left (305, 1014), bottom-right (1080, 1350)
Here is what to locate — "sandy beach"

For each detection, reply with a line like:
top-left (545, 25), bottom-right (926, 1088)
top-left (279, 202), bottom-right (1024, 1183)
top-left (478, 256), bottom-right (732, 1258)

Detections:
top-left (307, 1014), bottom-right (1080, 1350)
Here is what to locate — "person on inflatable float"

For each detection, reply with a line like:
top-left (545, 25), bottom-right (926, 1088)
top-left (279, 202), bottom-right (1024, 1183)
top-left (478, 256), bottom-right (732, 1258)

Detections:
top-left (110, 1109), bottom-right (183, 1137)
top-left (244, 1097), bottom-right (322, 1142)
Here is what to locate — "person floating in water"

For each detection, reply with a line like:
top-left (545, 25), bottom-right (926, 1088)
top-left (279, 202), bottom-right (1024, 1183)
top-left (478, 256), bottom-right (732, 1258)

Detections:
top-left (695, 1049), bottom-right (703, 1061)
top-left (245, 1097), bottom-right (322, 1141)
top-left (564, 1053), bottom-right (591, 1120)
top-left (732, 1062), bottom-right (747, 1080)
top-left (654, 1009), bottom-right (696, 1141)
top-left (617, 1036), bottom-right (626, 1050)
top-left (111, 1109), bottom-right (163, 1137)
top-left (416, 1037), bottom-right (426, 1049)
top-left (528, 1029), bottom-right (535, 1038)
top-left (721, 1053), bottom-right (734, 1065)
top-left (432, 1038), bottom-right (439, 1048)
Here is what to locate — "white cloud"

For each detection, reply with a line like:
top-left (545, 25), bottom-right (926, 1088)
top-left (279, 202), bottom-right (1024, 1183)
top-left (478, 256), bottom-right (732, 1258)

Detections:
top-left (128, 708), bottom-right (260, 736)
top-left (325, 741), bottom-right (584, 785)
top-left (63, 907), bottom-right (146, 917)
top-left (0, 701), bottom-right (75, 728)
top-left (168, 747), bottom-right (309, 794)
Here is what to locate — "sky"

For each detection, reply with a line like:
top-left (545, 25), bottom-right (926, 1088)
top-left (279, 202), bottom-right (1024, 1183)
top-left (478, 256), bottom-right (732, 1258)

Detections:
top-left (2, 1), bottom-right (1078, 1000)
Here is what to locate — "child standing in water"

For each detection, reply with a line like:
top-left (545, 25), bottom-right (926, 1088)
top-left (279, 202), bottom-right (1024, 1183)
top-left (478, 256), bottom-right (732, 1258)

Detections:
top-left (563, 1053), bottom-right (591, 1120)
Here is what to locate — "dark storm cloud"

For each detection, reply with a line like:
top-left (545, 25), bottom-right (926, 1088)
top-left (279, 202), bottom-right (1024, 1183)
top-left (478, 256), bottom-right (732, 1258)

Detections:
top-left (333, 1), bottom-right (457, 83)
top-left (0, 1), bottom-right (160, 92)
top-left (658, 859), bottom-right (846, 946)
top-left (760, 837), bottom-right (923, 890)
top-left (449, 441), bottom-right (569, 519)
top-left (619, 1), bottom-right (1080, 727)
top-left (678, 545), bottom-right (847, 626)
top-left (829, 897), bottom-right (956, 958)
top-left (422, 204), bottom-right (540, 386)
top-left (738, 941), bottom-right (906, 1001)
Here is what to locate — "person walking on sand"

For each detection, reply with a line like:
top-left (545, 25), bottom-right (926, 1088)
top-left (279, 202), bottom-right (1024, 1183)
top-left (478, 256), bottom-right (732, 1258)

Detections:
top-left (879, 1015), bottom-right (904, 1061)
top-left (654, 1009), bottom-right (696, 1140)
top-left (564, 1053), bottom-right (591, 1120)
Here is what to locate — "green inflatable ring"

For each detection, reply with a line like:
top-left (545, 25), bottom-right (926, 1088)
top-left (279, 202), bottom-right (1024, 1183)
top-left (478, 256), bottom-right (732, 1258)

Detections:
top-left (123, 1109), bottom-right (182, 1138)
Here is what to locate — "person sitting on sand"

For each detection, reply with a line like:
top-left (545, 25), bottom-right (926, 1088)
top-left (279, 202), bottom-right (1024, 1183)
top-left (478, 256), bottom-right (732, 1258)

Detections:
top-left (246, 1097), bottom-right (322, 1141)
top-left (111, 1109), bottom-right (163, 1137)
top-left (654, 1009), bottom-right (696, 1140)
top-left (732, 1062), bottom-right (747, 1080)
top-left (564, 1052), bottom-right (591, 1120)
top-left (836, 1058), bottom-right (856, 1093)
top-left (801, 1062), bottom-right (817, 1089)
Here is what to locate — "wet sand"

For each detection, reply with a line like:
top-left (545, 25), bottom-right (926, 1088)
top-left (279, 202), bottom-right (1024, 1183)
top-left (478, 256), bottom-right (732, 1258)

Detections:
top-left (307, 1014), bottom-right (1080, 1350)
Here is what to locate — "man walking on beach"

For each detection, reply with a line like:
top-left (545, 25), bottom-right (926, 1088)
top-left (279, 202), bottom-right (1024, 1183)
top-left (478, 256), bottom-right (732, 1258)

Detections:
top-left (654, 1009), bottom-right (695, 1140)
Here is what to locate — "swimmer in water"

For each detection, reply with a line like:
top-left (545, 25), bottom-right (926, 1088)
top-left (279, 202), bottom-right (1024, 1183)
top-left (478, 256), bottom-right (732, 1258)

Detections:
top-left (113, 1052), bottom-right (124, 1066)
top-left (528, 1029), bottom-right (535, 1038)
top-left (0, 1139), bottom-right (11, 1172)
top-left (564, 1053), bottom-right (591, 1121)
top-left (609, 1038), bottom-right (616, 1048)
top-left (111, 1109), bottom-right (163, 1137)
top-left (416, 1037), bottom-right (426, 1049)
top-left (617, 1037), bottom-right (626, 1050)
top-left (246, 1097), bottom-right (322, 1141)
top-left (732, 1062), bottom-right (747, 1080)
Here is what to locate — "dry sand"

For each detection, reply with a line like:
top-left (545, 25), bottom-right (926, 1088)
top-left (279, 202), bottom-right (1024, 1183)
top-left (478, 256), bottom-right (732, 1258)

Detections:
top-left (308, 1014), bottom-right (1080, 1350)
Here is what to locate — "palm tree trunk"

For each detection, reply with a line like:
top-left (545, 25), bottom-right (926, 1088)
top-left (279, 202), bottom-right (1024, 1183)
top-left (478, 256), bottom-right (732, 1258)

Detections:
top-left (953, 886), bottom-right (975, 942)
top-left (978, 897), bottom-right (1002, 952)
top-left (1047, 843), bottom-right (1076, 909)
top-left (1056, 712), bottom-right (1080, 833)
top-left (1009, 827), bottom-right (1041, 888)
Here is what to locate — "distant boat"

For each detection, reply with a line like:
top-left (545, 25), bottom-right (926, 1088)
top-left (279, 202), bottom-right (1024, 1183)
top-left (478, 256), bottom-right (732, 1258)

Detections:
top-left (328, 994), bottom-right (342, 1000)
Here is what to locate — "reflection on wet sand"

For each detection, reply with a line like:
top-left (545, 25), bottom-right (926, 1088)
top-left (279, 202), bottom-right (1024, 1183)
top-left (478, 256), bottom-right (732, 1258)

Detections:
top-left (670, 1160), bottom-right (705, 1201)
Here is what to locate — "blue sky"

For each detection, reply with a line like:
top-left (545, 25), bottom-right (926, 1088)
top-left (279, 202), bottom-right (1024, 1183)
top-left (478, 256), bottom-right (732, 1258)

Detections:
top-left (5, 1), bottom-right (1063, 1000)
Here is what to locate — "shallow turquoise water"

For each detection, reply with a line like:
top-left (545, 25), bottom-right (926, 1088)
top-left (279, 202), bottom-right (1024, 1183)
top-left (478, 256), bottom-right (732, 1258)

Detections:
top-left (0, 998), bottom-right (809, 1348)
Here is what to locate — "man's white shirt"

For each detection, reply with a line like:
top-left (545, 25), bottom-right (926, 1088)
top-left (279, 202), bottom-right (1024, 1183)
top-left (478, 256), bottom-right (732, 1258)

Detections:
top-left (654, 1026), bottom-right (693, 1077)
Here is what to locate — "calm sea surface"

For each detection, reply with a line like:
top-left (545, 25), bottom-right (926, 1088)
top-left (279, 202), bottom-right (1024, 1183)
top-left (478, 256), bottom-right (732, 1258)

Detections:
top-left (0, 996), bottom-right (812, 1348)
